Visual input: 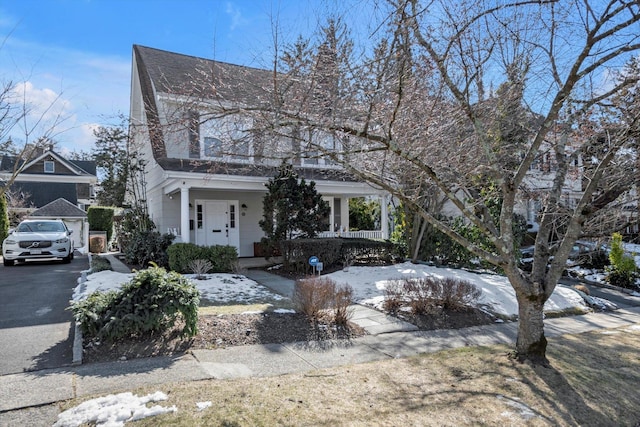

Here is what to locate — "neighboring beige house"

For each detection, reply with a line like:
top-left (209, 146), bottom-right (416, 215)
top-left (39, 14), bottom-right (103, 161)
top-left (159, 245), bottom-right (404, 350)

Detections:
top-left (129, 45), bottom-right (389, 257)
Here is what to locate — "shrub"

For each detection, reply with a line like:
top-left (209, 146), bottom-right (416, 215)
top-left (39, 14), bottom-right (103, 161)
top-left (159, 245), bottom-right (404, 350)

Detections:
top-left (0, 193), bottom-right (9, 244)
top-left (581, 249), bottom-right (610, 270)
top-left (383, 276), bottom-right (482, 315)
top-left (281, 238), bottom-right (343, 274)
top-left (341, 238), bottom-right (399, 265)
top-left (607, 232), bottom-right (637, 289)
top-left (71, 266), bottom-right (200, 341)
top-left (89, 255), bottom-right (111, 273)
top-left (188, 259), bottom-right (213, 279)
top-left (333, 283), bottom-right (354, 326)
top-left (383, 280), bottom-right (405, 314)
top-left (402, 277), bottom-right (437, 315)
top-left (293, 276), bottom-right (336, 321)
top-left (167, 243), bottom-right (237, 273)
top-left (71, 290), bottom-right (119, 337)
top-left (279, 238), bottom-right (401, 274)
top-left (435, 277), bottom-right (482, 311)
top-left (123, 230), bottom-right (174, 268)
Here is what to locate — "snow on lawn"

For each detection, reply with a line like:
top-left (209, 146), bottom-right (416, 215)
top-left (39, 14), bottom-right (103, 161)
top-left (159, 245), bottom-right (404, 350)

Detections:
top-left (53, 391), bottom-right (176, 427)
top-left (64, 263), bottom-right (587, 426)
top-left (76, 262), bottom-right (587, 318)
top-left (74, 271), bottom-right (284, 304)
top-left (324, 262), bottom-right (586, 318)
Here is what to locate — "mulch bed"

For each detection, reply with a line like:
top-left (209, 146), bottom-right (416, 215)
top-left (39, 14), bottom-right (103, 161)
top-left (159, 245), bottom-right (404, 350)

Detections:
top-left (81, 306), bottom-right (496, 364)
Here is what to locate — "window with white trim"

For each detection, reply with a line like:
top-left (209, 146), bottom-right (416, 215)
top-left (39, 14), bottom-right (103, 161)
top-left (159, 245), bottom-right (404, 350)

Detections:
top-left (44, 161), bottom-right (55, 173)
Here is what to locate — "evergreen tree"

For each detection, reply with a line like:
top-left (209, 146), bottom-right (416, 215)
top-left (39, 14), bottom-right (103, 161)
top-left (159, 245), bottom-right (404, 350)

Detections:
top-left (93, 125), bottom-right (128, 207)
top-left (0, 192), bottom-right (9, 243)
top-left (260, 163), bottom-right (330, 249)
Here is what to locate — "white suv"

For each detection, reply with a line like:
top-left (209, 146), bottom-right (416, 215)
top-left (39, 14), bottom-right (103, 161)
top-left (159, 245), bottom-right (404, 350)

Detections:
top-left (2, 219), bottom-right (74, 266)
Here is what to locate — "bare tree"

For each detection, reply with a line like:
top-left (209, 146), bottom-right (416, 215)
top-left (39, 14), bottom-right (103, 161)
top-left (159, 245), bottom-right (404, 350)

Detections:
top-left (0, 76), bottom-right (70, 193)
top-left (149, 0), bottom-right (639, 363)
top-left (243, 0), bottom-right (640, 364)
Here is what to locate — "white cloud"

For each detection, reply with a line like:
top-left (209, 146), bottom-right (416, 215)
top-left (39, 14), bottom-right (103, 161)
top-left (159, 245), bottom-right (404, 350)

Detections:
top-left (1, 37), bottom-right (130, 152)
top-left (225, 2), bottom-right (249, 31)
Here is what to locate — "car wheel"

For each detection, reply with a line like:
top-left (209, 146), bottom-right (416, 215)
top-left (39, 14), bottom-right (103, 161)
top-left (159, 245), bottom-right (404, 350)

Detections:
top-left (62, 252), bottom-right (72, 264)
top-left (3, 258), bottom-right (14, 266)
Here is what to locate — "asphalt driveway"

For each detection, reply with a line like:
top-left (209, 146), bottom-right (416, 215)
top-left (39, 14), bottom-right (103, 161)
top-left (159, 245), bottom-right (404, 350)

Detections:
top-left (0, 254), bottom-right (88, 375)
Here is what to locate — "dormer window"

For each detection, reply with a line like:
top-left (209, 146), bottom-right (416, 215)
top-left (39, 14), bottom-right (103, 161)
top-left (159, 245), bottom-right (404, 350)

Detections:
top-left (44, 161), bottom-right (55, 173)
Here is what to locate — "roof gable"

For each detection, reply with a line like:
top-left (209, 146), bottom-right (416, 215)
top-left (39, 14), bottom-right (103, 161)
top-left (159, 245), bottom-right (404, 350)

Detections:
top-left (30, 198), bottom-right (87, 218)
top-left (1, 150), bottom-right (96, 177)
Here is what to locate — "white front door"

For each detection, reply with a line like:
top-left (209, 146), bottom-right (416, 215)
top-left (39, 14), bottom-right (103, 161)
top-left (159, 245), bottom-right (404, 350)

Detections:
top-left (205, 201), bottom-right (229, 246)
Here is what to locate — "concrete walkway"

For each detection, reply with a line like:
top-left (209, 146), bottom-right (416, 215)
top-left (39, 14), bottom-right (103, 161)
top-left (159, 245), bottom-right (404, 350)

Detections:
top-left (2, 256), bottom-right (640, 424)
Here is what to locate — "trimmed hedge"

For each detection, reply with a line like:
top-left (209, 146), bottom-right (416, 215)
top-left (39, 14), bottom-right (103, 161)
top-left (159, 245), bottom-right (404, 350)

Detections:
top-left (167, 243), bottom-right (238, 273)
top-left (280, 238), bottom-right (400, 274)
top-left (87, 206), bottom-right (115, 241)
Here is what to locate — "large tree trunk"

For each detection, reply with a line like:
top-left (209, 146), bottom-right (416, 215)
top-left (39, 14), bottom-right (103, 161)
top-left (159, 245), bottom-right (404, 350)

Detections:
top-left (515, 293), bottom-right (548, 365)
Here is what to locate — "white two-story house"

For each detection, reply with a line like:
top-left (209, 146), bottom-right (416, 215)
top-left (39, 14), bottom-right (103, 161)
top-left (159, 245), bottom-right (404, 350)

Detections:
top-left (129, 45), bottom-right (389, 257)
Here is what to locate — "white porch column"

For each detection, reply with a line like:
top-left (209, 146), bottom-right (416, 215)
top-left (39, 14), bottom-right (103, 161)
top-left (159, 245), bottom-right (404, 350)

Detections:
top-left (340, 197), bottom-right (349, 232)
top-left (180, 187), bottom-right (190, 243)
top-left (381, 194), bottom-right (389, 239)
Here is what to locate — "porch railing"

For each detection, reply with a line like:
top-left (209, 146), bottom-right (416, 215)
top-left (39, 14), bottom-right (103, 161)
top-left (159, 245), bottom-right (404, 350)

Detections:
top-left (318, 230), bottom-right (385, 239)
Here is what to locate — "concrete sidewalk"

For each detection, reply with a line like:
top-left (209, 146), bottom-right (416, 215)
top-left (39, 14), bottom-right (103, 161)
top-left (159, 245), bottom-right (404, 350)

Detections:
top-left (2, 256), bottom-right (640, 424)
top-left (2, 306), bottom-right (640, 421)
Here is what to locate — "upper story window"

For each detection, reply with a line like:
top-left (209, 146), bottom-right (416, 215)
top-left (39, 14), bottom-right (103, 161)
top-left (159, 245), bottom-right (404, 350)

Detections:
top-left (44, 161), bottom-right (55, 173)
top-left (204, 137), bottom-right (224, 158)
top-left (187, 110), bottom-right (200, 159)
top-left (203, 136), bottom-right (250, 162)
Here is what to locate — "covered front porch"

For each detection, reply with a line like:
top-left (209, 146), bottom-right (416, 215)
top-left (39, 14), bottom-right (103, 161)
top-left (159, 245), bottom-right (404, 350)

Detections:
top-left (159, 174), bottom-right (390, 257)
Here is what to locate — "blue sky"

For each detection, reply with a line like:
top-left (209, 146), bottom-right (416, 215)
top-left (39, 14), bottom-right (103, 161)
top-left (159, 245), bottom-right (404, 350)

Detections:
top-left (0, 0), bottom-right (349, 154)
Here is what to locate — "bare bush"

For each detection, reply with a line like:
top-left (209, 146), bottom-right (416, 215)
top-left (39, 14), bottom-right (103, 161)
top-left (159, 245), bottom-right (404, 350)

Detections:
top-left (188, 259), bottom-right (213, 279)
top-left (435, 277), bottom-right (482, 311)
top-left (333, 283), bottom-right (354, 326)
top-left (384, 276), bottom-right (482, 315)
top-left (293, 277), bottom-right (336, 321)
top-left (383, 280), bottom-right (405, 314)
top-left (403, 277), bottom-right (437, 315)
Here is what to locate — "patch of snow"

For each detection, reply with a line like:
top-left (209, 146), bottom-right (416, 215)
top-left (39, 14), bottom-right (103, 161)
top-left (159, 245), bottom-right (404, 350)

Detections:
top-left (53, 391), bottom-right (176, 427)
top-left (196, 401), bottom-right (212, 411)
top-left (497, 395), bottom-right (537, 421)
top-left (74, 271), bottom-right (284, 305)
top-left (323, 262), bottom-right (587, 318)
top-left (75, 262), bottom-right (588, 324)
top-left (273, 308), bottom-right (296, 314)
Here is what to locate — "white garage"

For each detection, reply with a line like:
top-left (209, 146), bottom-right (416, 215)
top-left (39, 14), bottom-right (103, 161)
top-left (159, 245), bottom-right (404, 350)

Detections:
top-left (28, 198), bottom-right (89, 254)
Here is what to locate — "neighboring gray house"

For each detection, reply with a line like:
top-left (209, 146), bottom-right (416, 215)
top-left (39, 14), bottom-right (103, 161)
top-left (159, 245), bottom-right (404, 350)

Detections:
top-left (0, 149), bottom-right (97, 211)
top-left (129, 45), bottom-right (389, 257)
top-left (29, 198), bottom-right (89, 252)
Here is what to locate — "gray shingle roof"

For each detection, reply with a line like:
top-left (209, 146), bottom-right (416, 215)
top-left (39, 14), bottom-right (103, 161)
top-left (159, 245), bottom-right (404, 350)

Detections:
top-left (133, 45), bottom-right (273, 106)
top-left (30, 198), bottom-right (87, 218)
top-left (133, 45), bottom-right (359, 183)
